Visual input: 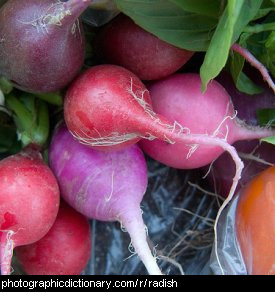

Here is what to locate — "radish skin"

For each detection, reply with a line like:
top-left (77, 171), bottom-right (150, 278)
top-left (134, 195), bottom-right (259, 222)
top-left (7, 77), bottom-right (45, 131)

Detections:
top-left (140, 73), bottom-right (275, 169)
top-left (0, 0), bottom-right (91, 93)
top-left (0, 148), bottom-right (60, 275)
top-left (16, 203), bottom-right (91, 275)
top-left (49, 125), bottom-right (162, 275)
top-left (96, 14), bottom-right (194, 80)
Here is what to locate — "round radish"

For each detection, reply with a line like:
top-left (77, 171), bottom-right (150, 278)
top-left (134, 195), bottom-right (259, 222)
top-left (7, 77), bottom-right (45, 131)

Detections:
top-left (139, 73), bottom-right (274, 169)
top-left (49, 124), bottom-right (162, 275)
top-left (96, 14), bottom-right (194, 80)
top-left (0, 0), bottom-right (90, 93)
top-left (16, 202), bottom-right (91, 275)
top-left (0, 148), bottom-right (60, 275)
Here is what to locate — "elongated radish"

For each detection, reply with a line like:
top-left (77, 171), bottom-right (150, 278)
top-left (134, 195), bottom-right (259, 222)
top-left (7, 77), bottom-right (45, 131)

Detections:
top-left (16, 202), bottom-right (91, 275)
top-left (0, 148), bottom-right (60, 275)
top-left (49, 124), bottom-right (162, 275)
top-left (0, 0), bottom-right (90, 93)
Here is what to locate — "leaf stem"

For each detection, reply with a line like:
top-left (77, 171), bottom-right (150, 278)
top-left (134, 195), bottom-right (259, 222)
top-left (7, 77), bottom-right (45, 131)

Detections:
top-left (231, 43), bottom-right (275, 93)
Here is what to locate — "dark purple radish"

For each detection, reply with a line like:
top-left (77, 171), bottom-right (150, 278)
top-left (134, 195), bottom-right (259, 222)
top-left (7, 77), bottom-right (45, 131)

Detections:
top-left (0, 148), bottom-right (60, 275)
top-left (208, 140), bottom-right (275, 198)
top-left (206, 72), bottom-right (275, 197)
top-left (96, 14), bottom-right (194, 81)
top-left (49, 124), bottom-right (162, 275)
top-left (216, 71), bottom-right (274, 127)
top-left (0, 0), bottom-right (90, 93)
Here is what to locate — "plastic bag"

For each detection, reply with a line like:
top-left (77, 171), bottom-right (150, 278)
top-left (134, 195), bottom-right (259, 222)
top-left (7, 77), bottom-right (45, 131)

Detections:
top-left (206, 195), bottom-right (247, 275)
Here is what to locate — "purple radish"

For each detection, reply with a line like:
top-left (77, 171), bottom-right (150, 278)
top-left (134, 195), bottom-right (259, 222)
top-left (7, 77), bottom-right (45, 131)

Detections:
top-left (0, 0), bottom-right (91, 93)
top-left (216, 71), bottom-right (274, 127)
top-left (49, 124), bottom-right (162, 275)
top-left (208, 140), bottom-right (275, 198)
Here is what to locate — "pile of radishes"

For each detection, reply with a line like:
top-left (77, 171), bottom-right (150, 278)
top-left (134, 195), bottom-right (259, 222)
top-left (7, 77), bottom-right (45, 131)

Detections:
top-left (0, 0), bottom-right (274, 275)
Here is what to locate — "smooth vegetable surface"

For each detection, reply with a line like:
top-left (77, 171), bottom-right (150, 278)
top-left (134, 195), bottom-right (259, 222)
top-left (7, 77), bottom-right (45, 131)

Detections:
top-left (236, 165), bottom-right (275, 275)
top-left (96, 14), bottom-right (194, 80)
top-left (16, 202), bottom-right (91, 275)
top-left (0, 148), bottom-right (60, 275)
top-left (140, 73), bottom-right (274, 169)
top-left (0, 0), bottom-right (90, 93)
top-left (49, 124), bottom-right (162, 275)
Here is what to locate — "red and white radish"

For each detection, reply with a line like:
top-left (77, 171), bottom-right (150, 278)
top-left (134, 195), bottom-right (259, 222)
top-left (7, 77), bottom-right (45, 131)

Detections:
top-left (16, 202), bottom-right (91, 275)
top-left (0, 148), bottom-right (60, 275)
top-left (96, 14), bottom-right (194, 80)
top-left (0, 0), bottom-right (90, 93)
top-left (49, 124), bottom-right (162, 275)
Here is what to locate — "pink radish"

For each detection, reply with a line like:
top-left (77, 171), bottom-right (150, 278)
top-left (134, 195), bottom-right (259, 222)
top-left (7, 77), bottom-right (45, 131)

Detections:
top-left (96, 14), bottom-right (194, 80)
top-left (139, 73), bottom-right (274, 169)
top-left (0, 0), bottom-right (91, 93)
top-left (0, 148), bottom-right (60, 275)
top-left (16, 202), bottom-right (91, 275)
top-left (49, 124), bottom-right (162, 275)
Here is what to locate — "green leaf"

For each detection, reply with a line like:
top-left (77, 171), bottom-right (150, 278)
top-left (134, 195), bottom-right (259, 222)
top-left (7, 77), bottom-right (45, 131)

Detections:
top-left (257, 108), bottom-right (275, 126)
top-left (261, 136), bottom-right (275, 145)
top-left (200, 1), bottom-right (244, 91)
top-left (115, 0), bottom-right (217, 51)
top-left (35, 92), bottom-right (63, 106)
top-left (200, 0), bottom-right (263, 91)
top-left (170, 0), bottom-right (221, 18)
top-left (235, 72), bottom-right (263, 94)
top-left (0, 77), bottom-right (13, 94)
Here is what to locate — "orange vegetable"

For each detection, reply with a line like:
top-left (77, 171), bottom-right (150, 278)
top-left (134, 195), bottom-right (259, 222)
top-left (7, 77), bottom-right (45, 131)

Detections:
top-left (236, 166), bottom-right (275, 275)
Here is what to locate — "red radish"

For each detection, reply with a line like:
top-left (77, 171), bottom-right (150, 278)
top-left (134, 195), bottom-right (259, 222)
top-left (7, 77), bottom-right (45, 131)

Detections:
top-left (16, 202), bottom-right (91, 275)
top-left (139, 73), bottom-right (274, 169)
top-left (0, 0), bottom-right (90, 93)
top-left (96, 14), bottom-right (194, 80)
top-left (0, 148), bottom-right (60, 275)
top-left (49, 124), bottom-right (162, 275)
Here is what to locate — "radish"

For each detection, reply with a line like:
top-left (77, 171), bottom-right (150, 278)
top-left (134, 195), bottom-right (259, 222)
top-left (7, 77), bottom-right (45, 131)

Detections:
top-left (16, 202), bottom-right (91, 275)
top-left (49, 124), bottom-right (162, 275)
top-left (139, 73), bottom-right (275, 169)
top-left (96, 14), bottom-right (194, 80)
top-left (0, 0), bottom-right (90, 93)
top-left (63, 65), bottom-right (274, 272)
top-left (0, 148), bottom-right (60, 275)
top-left (63, 65), bottom-right (251, 202)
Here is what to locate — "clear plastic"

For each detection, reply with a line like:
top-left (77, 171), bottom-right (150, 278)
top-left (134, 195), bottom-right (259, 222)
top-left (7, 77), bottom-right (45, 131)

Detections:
top-left (206, 195), bottom-right (247, 275)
